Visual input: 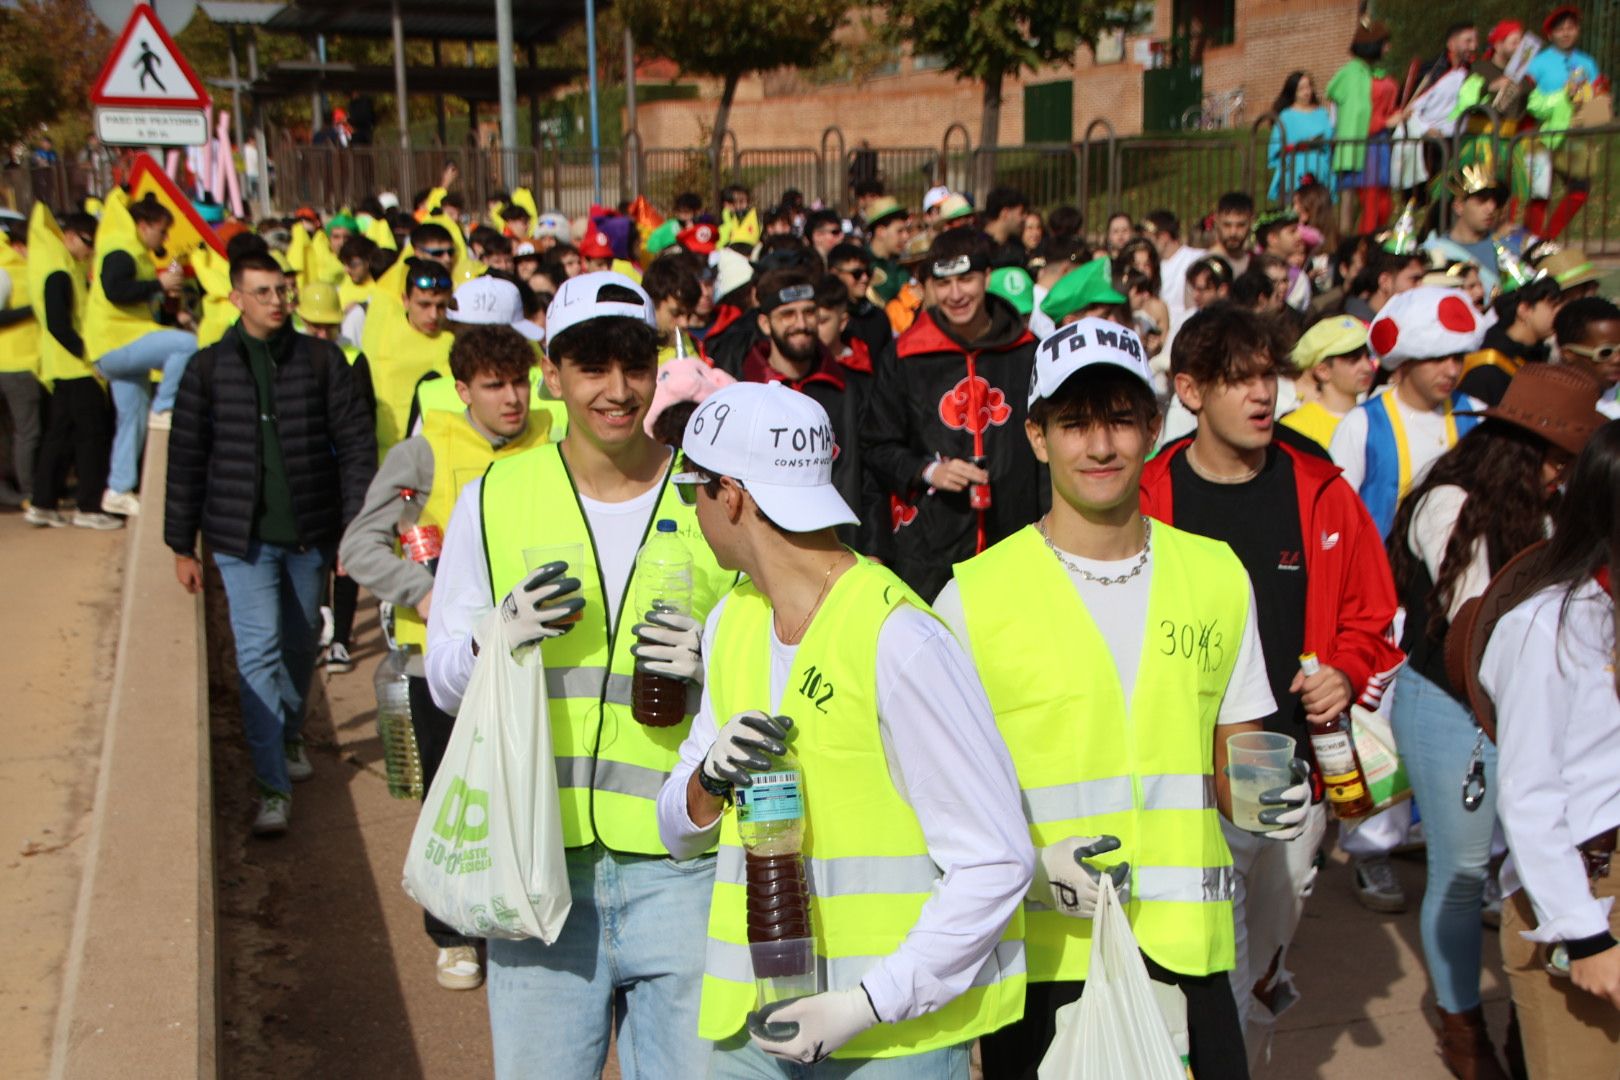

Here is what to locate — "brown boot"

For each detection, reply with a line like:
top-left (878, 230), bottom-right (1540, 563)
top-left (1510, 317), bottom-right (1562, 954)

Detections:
top-left (1436, 1006), bottom-right (1510, 1080)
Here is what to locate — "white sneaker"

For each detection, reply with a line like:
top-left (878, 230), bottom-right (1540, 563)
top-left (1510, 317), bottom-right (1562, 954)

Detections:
top-left (323, 641), bottom-right (353, 674)
top-left (24, 505), bottom-right (67, 528)
top-left (101, 490), bottom-right (140, 516)
top-left (436, 946), bottom-right (484, 990)
top-left (252, 791), bottom-right (290, 836)
top-left (285, 742), bottom-right (314, 782)
top-left (147, 409), bottom-right (172, 430)
top-left (319, 604), bottom-right (335, 648)
top-left (72, 510), bottom-right (125, 531)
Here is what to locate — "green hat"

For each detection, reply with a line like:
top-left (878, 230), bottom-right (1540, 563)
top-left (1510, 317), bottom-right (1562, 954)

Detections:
top-left (326, 212), bottom-right (359, 233)
top-left (936, 193), bottom-right (976, 223)
top-left (988, 267), bottom-right (1034, 315)
top-left (1381, 199), bottom-right (1420, 254)
top-left (1039, 257), bottom-right (1126, 321)
top-left (644, 218), bottom-right (679, 256)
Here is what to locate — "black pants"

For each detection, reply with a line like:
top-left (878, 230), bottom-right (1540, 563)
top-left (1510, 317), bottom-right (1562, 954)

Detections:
top-left (329, 572), bottom-right (358, 646)
top-left (32, 376), bottom-right (110, 512)
top-left (979, 956), bottom-right (1250, 1080)
top-left (406, 673), bottom-right (477, 948)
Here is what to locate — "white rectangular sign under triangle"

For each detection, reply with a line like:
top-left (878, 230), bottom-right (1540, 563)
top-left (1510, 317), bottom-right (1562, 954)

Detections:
top-left (90, 2), bottom-right (210, 145)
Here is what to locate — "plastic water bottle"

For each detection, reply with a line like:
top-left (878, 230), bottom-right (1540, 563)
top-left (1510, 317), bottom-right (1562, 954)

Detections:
top-left (397, 488), bottom-right (442, 574)
top-left (373, 649), bottom-right (422, 799)
top-left (738, 745), bottom-right (817, 1003)
top-left (631, 519), bottom-right (693, 728)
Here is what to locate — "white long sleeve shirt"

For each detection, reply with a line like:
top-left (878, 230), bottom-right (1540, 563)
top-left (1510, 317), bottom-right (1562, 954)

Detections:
top-left (657, 596), bottom-right (1034, 1026)
top-left (1481, 580), bottom-right (1620, 943)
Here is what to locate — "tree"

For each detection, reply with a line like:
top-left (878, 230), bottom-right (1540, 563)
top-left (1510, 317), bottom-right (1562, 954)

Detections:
top-left (620, 0), bottom-right (848, 165)
top-left (0, 0), bottom-right (111, 150)
top-left (882, 0), bottom-right (1129, 158)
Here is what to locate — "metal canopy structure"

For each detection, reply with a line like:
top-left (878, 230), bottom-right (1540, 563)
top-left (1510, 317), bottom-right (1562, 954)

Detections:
top-left (263, 0), bottom-right (587, 45)
top-left (245, 60), bottom-right (578, 100)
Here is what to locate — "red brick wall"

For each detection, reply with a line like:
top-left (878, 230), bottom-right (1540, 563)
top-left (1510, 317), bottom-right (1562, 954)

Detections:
top-left (635, 0), bottom-right (1362, 151)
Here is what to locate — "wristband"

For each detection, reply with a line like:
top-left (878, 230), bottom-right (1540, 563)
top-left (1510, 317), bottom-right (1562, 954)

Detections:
top-left (1563, 930), bottom-right (1618, 962)
top-left (698, 768), bottom-right (732, 800)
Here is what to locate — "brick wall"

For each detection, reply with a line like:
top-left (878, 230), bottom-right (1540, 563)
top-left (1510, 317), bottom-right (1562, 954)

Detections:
top-left (635, 0), bottom-right (1363, 152)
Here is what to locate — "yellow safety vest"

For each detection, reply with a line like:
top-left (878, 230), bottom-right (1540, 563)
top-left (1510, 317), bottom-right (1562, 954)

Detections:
top-left (480, 443), bottom-right (735, 854)
top-left (698, 560), bottom-right (1026, 1056)
top-left (85, 193), bottom-right (164, 361)
top-left (0, 243), bottom-right (41, 377)
top-left (25, 203), bottom-right (91, 385)
top-left (393, 408), bottom-right (558, 648)
top-left (954, 523), bottom-right (1245, 981)
top-left (412, 370), bottom-right (569, 439)
top-left (1278, 400), bottom-right (1347, 450)
top-left (362, 304), bottom-right (453, 456)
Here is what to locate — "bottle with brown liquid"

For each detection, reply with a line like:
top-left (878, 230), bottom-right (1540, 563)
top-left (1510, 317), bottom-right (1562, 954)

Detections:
top-left (631, 520), bottom-right (692, 727)
top-left (737, 747), bottom-right (817, 1001)
top-left (1299, 653), bottom-right (1375, 819)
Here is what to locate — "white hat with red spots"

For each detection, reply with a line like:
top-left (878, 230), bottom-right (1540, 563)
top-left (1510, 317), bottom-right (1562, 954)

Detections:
top-left (1367, 286), bottom-right (1488, 370)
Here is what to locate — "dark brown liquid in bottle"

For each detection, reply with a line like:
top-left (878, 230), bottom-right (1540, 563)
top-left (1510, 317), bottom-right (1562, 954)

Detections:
top-left (745, 852), bottom-right (812, 974)
top-left (631, 670), bottom-right (687, 727)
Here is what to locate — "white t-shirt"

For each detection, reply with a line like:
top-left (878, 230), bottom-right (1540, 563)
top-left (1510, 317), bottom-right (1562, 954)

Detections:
top-left (581, 483), bottom-right (663, 632)
top-left (932, 545), bottom-right (1276, 724)
top-left (1029, 283), bottom-right (1055, 342)
top-left (1327, 386), bottom-right (1484, 494)
top-left (1598, 385), bottom-right (1620, 420)
top-left (1158, 244), bottom-right (1205, 324)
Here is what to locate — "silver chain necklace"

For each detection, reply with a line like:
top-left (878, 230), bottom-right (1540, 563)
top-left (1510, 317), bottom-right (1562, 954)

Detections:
top-left (1038, 516), bottom-right (1152, 585)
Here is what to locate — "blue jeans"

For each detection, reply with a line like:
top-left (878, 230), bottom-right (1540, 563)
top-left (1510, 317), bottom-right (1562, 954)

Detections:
top-left (1390, 665), bottom-right (1499, 1012)
top-left (486, 844), bottom-right (715, 1079)
top-left (709, 1038), bottom-right (969, 1079)
top-left (212, 541), bottom-right (330, 795)
top-left (94, 328), bottom-right (196, 493)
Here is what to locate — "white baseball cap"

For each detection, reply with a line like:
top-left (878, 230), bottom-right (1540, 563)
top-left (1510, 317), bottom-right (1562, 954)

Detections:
top-left (675, 382), bottom-right (857, 533)
top-left (922, 186), bottom-right (952, 213)
top-left (535, 211), bottom-right (571, 240)
top-left (544, 270), bottom-right (656, 342)
top-left (1029, 317), bottom-right (1153, 407)
top-left (449, 276), bottom-right (545, 342)
top-left (713, 248), bottom-right (753, 302)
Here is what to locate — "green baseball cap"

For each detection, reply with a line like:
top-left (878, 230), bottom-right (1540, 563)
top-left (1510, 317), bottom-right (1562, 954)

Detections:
top-left (644, 218), bottom-right (679, 256)
top-left (1039, 257), bottom-right (1126, 321)
top-left (988, 266), bottom-right (1034, 315)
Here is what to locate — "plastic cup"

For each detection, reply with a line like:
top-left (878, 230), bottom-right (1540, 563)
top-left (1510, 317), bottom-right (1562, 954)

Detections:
top-left (1227, 731), bottom-right (1295, 832)
top-left (752, 938), bottom-right (818, 1007)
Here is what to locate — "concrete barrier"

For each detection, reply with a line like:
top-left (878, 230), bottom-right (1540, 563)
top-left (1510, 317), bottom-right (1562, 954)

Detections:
top-left (49, 429), bottom-right (218, 1079)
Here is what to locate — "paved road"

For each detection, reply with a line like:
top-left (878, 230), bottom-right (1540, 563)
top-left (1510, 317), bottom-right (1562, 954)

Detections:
top-left (215, 590), bottom-right (1507, 1078)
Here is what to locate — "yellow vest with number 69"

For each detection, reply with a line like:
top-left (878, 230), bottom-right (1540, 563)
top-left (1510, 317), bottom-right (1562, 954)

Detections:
top-left (480, 443), bottom-right (735, 854)
top-left (953, 523), bottom-right (1246, 982)
top-left (697, 559), bottom-right (1026, 1057)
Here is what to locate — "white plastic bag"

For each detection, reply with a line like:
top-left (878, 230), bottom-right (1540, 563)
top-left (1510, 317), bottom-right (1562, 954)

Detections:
top-left (402, 611), bottom-right (571, 942)
top-left (1039, 875), bottom-right (1187, 1080)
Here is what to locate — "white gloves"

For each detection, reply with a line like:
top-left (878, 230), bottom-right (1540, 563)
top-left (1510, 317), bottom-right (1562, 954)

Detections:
top-left (702, 711), bottom-right (792, 790)
top-left (1256, 758), bottom-right (1313, 841)
top-left (747, 987), bottom-right (878, 1064)
top-left (1030, 835), bottom-right (1128, 917)
top-left (484, 561), bottom-right (584, 653)
top-left (629, 608), bottom-right (703, 682)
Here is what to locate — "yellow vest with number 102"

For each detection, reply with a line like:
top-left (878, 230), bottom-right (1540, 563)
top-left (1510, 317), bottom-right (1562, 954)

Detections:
top-left (953, 523), bottom-right (1246, 982)
top-left (480, 443), bottom-right (736, 854)
top-left (393, 408), bottom-right (559, 649)
top-left (697, 559), bottom-right (1026, 1058)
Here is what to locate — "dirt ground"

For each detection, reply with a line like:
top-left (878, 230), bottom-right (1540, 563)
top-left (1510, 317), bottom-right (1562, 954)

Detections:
top-left (0, 511), bottom-right (125, 1077)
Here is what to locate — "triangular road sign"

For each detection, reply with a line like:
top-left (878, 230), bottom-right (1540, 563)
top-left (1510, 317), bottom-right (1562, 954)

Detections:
top-left (90, 3), bottom-right (210, 110)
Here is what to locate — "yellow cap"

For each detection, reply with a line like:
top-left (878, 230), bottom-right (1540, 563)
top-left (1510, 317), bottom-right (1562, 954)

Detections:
top-left (1291, 315), bottom-right (1368, 370)
top-left (296, 281), bottom-right (343, 326)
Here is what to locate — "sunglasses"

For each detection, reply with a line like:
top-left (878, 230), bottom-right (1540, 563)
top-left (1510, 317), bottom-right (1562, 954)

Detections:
top-left (671, 454), bottom-right (743, 505)
top-left (410, 271), bottom-right (452, 292)
top-left (1565, 342), bottom-right (1620, 364)
top-left (417, 246), bottom-right (454, 260)
top-left (835, 265), bottom-right (872, 280)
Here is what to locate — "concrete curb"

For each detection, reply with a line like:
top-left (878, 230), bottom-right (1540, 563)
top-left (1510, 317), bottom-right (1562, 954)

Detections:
top-left (48, 429), bottom-right (218, 1079)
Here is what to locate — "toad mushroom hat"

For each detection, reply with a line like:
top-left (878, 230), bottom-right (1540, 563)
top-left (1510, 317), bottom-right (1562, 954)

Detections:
top-left (1367, 285), bottom-right (1488, 372)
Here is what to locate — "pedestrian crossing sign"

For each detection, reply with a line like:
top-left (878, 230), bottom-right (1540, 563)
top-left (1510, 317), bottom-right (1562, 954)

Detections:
top-left (90, 2), bottom-right (210, 110)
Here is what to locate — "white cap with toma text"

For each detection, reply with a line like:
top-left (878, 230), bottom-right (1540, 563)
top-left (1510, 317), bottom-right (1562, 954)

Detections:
top-left (1029, 316), bottom-right (1154, 407)
top-left (544, 270), bottom-right (656, 342)
top-left (676, 382), bottom-right (857, 534)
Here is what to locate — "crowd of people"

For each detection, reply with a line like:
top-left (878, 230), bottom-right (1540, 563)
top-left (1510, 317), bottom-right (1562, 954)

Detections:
top-left (1, 8), bottom-right (1617, 1080)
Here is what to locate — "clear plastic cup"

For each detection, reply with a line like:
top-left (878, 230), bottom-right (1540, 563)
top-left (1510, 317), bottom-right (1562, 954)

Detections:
top-left (751, 937), bottom-right (819, 1008)
top-left (1227, 731), bottom-right (1295, 832)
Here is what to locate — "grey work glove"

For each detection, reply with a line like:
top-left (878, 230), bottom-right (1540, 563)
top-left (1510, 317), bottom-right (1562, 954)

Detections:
top-left (482, 561), bottom-right (584, 653)
top-left (747, 987), bottom-right (878, 1064)
top-left (1030, 835), bottom-right (1129, 917)
top-left (1256, 758), bottom-right (1313, 841)
top-left (701, 711), bottom-right (792, 791)
top-left (629, 608), bottom-right (703, 682)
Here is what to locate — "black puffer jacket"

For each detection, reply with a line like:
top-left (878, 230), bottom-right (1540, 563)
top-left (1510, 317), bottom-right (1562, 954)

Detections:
top-left (165, 322), bottom-right (377, 558)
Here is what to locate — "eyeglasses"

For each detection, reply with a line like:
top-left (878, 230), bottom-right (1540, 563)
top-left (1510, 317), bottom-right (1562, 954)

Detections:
top-left (1565, 342), bottom-right (1620, 364)
top-left (417, 246), bottom-right (454, 260)
top-left (245, 284), bottom-right (297, 304)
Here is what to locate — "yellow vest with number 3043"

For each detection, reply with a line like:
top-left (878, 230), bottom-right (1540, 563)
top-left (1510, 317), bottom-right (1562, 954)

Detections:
top-left (954, 523), bottom-right (1246, 982)
top-left (697, 559), bottom-right (1026, 1057)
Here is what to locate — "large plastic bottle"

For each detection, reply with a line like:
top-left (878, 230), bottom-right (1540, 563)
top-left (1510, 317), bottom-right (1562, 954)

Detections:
top-left (737, 745), bottom-right (817, 1003)
top-left (373, 648), bottom-right (423, 799)
top-left (631, 519), bottom-right (693, 728)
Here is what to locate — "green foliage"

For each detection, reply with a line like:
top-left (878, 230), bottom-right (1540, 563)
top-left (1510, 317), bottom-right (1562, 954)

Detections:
top-left (880, 0), bottom-right (1129, 84)
top-left (620, 0), bottom-right (846, 83)
top-left (0, 10), bottom-right (63, 147)
top-left (1376, 0), bottom-right (1525, 79)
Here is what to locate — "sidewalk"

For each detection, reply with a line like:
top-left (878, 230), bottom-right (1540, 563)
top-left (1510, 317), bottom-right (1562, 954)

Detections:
top-left (0, 512), bottom-right (125, 1077)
